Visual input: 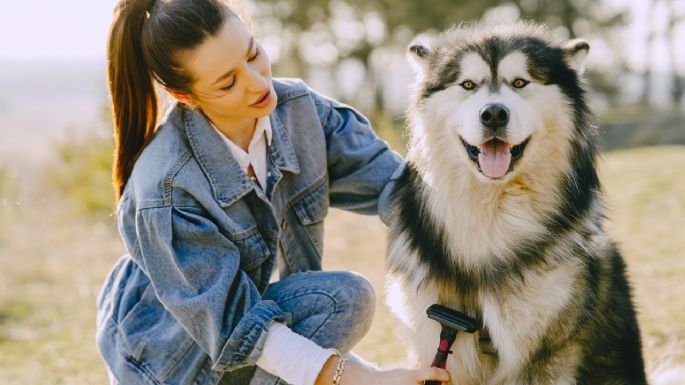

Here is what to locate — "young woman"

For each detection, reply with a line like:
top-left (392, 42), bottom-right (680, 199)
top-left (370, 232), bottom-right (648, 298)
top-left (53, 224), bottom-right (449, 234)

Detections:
top-left (96, 0), bottom-right (451, 384)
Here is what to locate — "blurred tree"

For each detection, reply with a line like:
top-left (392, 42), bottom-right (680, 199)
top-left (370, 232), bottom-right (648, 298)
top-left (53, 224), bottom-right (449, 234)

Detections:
top-left (667, 0), bottom-right (685, 106)
top-left (253, 0), bottom-right (628, 119)
top-left (641, 0), bottom-right (655, 107)
top-left (639, 0), bottom-right (685, 108)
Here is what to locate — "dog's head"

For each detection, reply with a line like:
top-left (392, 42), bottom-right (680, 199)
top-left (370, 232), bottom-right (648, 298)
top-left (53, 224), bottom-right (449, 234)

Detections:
top-left (407, 23), bottom-right (590, 183)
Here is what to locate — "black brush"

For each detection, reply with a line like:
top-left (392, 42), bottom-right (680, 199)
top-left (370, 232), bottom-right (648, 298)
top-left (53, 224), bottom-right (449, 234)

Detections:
top-left (425, 304), bottom-right (479, 385)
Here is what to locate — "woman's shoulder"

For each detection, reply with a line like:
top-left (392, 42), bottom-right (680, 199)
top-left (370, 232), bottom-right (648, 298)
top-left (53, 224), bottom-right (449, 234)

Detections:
top-left (272, 77), bottom-right (344, 125)
top-left (272, 77), bottom-right (309, 101)
top-left (124, 105), bottom-right (203, 206)
top-left (273, 77), bottom-right (339, 106)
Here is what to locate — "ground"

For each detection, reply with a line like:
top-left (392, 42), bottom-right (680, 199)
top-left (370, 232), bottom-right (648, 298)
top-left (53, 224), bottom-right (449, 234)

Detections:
top-left (0, 146), bottom-right (683, 384)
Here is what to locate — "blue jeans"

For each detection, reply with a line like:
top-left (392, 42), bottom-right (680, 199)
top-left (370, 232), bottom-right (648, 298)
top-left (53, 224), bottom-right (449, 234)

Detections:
top-left (218, 270), bottom-right (376, 385)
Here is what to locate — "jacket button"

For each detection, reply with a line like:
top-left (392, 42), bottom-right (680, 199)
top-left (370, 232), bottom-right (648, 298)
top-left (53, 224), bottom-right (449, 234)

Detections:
top-left (281, 220), bottom-right (288, 230)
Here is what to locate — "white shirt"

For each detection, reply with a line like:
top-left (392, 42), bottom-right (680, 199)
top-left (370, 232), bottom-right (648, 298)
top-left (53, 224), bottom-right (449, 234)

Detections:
top-left (212, 116), bottom-right (333, 385)
top-left (211, 117), bottom-right (289, 279)
top-left (213, 116), bottom-right (272, 190)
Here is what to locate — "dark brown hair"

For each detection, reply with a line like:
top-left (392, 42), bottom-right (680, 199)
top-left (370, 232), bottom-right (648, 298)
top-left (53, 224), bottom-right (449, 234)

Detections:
top-left (107, 0), bottom-right (234, 200)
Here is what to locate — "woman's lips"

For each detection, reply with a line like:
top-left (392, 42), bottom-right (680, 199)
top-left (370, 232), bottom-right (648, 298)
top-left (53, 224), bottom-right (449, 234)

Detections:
top-left (251, 90), bottom-right (272, 107)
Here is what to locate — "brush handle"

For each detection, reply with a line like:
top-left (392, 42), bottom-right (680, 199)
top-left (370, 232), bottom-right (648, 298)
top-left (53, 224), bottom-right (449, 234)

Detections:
top-left (424, 328), bottom-right (457, 385)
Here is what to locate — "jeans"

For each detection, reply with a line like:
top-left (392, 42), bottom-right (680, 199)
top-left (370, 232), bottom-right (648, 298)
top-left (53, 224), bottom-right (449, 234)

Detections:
top-left (219, 270), bottom-right (376, 385)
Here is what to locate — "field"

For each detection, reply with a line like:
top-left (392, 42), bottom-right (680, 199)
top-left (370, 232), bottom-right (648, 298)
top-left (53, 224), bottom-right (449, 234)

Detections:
top-left (0, 146), bottom-right (683, 383)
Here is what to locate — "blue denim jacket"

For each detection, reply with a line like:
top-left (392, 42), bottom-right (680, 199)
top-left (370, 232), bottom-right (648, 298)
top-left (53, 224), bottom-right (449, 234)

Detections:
top-left (96, 78), bottom-right (404, 385)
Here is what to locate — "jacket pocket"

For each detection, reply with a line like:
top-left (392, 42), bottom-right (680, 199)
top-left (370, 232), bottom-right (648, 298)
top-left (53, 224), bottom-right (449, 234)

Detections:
top-left (291, 180), bottom-right (329, 255)
top-left (119, 286), bottom-right (196, 382)
top-left (292, 180), bottom-right (329, 226)
top-left (234, 231), bottom-right (272, 272)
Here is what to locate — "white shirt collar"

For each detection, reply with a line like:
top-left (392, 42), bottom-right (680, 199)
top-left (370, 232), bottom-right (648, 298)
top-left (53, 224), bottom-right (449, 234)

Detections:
top-left (211, 116), bottom-right (272, 189)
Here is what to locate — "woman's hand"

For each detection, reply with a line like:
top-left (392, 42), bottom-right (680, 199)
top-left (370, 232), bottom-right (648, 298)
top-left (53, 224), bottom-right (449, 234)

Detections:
top-left (314, 355), bottom-right (451, 385)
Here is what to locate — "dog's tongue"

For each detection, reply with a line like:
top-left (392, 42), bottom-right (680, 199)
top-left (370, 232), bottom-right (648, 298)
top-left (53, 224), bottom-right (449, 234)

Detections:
top-left (478, 140), bottom-right (512, 178)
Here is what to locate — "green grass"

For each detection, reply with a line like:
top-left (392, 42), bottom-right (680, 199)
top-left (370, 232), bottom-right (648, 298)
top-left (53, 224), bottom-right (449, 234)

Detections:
top-left (0, 146), bottom-right (683, 383)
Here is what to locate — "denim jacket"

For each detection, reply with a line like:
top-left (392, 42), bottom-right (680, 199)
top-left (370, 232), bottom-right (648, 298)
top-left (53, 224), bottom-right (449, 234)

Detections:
top-left (96, 78), bottom-right (404, 385)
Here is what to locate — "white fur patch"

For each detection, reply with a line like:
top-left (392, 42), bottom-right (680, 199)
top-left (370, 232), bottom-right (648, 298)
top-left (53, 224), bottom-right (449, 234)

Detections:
top-left (458, 52), bottom-right (491, 85)
top-left (481, 264), bottom-right (577, 379)
top-left (497, 52), bottom-right (529, 83)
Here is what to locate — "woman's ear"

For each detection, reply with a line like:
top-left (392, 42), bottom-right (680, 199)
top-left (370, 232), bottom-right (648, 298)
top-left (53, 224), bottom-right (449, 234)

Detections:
top-left (166, 87), bottom-right (196, 107)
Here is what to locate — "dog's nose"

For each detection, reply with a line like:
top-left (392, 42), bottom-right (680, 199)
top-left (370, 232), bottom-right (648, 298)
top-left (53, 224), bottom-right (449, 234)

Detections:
top-left (479, 103), bottom-right (509, 129)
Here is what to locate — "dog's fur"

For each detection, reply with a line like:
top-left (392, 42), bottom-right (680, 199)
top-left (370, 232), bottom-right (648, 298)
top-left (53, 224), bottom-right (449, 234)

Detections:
top-left (385, 23), bottom-right (648, 384)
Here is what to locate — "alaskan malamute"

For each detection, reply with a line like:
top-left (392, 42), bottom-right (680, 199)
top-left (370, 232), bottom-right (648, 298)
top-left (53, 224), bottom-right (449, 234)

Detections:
top-left (385, 23), bottom-right (648, 384)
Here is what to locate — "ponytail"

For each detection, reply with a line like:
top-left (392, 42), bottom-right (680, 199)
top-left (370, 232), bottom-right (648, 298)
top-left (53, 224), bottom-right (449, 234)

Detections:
top-left (106, 0), bottom-right (235, 201)
top-left (107, 0), bottom-right (157, 201)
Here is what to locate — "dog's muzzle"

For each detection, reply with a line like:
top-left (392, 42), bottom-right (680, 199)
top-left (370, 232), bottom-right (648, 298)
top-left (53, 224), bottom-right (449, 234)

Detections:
top-left (460, 136), bottom-right (530, 179)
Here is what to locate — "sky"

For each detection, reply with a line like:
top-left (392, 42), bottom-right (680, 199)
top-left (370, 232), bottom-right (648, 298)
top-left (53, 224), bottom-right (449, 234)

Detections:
top-left (0, 0), bottom-right (682, 73)
top-left (0, 0), bottom-right (119, 61)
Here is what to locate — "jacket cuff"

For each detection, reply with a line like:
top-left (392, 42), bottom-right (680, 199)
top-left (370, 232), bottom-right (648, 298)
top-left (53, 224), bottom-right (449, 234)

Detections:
top-left (378, 162), bottom-right (407, 226)
top-left (212, 300), bottom-right (285, 372)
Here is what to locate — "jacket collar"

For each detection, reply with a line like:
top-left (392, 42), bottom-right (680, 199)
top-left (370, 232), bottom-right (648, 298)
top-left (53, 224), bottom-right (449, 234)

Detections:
top-left (181, 103), bottom-right (300, 207)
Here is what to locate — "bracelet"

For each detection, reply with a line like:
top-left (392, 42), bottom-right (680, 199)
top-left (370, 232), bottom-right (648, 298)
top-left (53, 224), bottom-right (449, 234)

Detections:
top-left (331, 350), bottom-right (347, 385)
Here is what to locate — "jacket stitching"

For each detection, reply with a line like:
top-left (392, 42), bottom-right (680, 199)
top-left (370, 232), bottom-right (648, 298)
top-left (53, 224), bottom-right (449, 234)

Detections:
top-left (164, 151), bottom-right (193, 205)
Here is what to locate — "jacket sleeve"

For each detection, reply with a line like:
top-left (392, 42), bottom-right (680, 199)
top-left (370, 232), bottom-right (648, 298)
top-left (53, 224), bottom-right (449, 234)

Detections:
top-left (133, 205), bottom-right (285, 372)
top-left (311, 90), bottom-right (405, 225)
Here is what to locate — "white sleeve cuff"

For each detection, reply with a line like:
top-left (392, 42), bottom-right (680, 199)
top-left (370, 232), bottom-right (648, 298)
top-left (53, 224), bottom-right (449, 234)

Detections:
top-left (255, 321), bottom-right (336, 385)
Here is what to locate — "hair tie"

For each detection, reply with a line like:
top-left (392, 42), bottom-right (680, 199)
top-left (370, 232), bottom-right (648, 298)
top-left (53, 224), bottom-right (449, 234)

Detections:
top-left (147, 0), bottom-right (157, 12)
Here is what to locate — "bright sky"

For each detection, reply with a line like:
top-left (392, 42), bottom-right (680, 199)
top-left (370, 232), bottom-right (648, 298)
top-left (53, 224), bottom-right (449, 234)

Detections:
top-left (0, 0), bottom-right (118, 61)
top-left (0, 0), bottom-right (681, 73)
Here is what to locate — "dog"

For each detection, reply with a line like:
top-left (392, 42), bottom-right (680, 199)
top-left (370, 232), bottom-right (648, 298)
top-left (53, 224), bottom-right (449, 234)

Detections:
top-left (384, 22), bottom-right (648, 384)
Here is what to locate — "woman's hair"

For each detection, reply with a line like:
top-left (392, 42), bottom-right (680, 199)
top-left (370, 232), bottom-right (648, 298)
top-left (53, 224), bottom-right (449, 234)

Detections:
top-left (107, 0), bottom-right (235, 200)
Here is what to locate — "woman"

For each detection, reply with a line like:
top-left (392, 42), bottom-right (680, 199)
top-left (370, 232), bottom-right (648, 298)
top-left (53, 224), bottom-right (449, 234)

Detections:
top-left (96, 0), bottom-right (451, 384)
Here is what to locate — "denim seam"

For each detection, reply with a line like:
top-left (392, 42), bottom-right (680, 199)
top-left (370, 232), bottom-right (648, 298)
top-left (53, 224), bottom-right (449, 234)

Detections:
top-left (281, 291), bottom-right (340, 345)
top-left (286, 174), bottom-right (327, 209)
top-left (215, 305), bottom-right (285, 371)
top-left (316, 98), bottom-right (334, 130)
top-left (135, 201), bottom-right (171, 210)
top-left (164, 150), bottom-right (193, 204)
top-left (275, 88), bottom-right (309, 105)
top-left (183, 110), bottom-right (223, 200)
top-left (158, 335), bottom-right (196, 381)
top-left (269, 112), bottom-right (300, 173)
top-left (135, 205), bottom-right (266, 243)
top-left (124, 355), bottom-right (162, 385)
top-left (274, 289), bottom-right (341, 340)
top-left (224, 226), bottom-right (260, 241)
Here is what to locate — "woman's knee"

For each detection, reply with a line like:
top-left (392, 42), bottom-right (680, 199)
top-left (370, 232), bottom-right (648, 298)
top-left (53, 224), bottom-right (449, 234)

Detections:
top-left (276, 271), bottom-right (376, 349)
top-left (335, 271), bottom-right (376, 319)
top-left (327, 271), bottom-right (376, 344)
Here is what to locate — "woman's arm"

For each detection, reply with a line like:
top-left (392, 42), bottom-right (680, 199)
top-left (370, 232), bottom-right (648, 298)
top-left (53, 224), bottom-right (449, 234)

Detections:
top-left (311, 89), bottom-right (405, 223)
top-left (132, 205), bottom-right (285, 372)
top-left (315, 355), bottom-right (451, 385)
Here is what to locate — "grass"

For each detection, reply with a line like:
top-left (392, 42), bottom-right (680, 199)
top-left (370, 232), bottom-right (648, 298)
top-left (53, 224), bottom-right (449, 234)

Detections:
top-left (598, 146), bottom-right (685, 367)
top-left (0, 146), bottom-right (683, 383)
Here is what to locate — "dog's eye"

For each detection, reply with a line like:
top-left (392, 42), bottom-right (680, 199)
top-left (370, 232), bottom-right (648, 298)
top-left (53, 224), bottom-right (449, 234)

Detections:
top-left (460, 80), bottom-right (477, 90)
top-left (512, 78), bottom-right (529, 89)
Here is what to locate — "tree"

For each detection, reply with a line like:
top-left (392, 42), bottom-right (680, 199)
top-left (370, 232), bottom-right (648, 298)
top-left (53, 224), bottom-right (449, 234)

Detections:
top-left (253, 0), bottom-right (628, 119)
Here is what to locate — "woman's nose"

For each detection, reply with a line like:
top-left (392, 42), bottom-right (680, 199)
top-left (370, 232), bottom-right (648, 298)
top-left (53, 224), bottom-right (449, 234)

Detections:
top-left (246, 66), bottom-right (268, 93)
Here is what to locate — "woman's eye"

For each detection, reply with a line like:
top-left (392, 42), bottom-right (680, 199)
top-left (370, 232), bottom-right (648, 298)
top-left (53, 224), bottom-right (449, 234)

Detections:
top-left (512, 78), bottom-right (529, 89)
top-left (460, 80), bottom-right (476, 90)
top-left (221, 78), bottom-right (236, 91)
top-left (219, 47), bottom-right (261, 92)
top-left (248, 47), bottom-right (261, 62)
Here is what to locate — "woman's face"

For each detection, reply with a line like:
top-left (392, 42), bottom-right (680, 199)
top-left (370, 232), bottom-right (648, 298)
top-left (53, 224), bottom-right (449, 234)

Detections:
top-left (180, 16), bottom-right (277, 127)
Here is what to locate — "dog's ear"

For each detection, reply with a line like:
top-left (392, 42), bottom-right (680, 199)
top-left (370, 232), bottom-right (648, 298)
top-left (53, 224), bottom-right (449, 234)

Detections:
top-left (407, 37), bottom-right (433, 78)
top-left (561, 38), bottom-right (590, 75)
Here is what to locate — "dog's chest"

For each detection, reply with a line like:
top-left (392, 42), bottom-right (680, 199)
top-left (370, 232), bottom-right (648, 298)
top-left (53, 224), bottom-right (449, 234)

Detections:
top-left (477, 265), bottom-right (577, 369)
